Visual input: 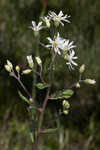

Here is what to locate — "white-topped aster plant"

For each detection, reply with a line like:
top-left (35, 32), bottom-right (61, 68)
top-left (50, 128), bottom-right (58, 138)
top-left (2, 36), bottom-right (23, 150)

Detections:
top-left (4, 10), bottom-right (96, 149)
top-left (48, 11), bottom-right (70, 27)
top-left (64, 50), bottom-right (78, 70)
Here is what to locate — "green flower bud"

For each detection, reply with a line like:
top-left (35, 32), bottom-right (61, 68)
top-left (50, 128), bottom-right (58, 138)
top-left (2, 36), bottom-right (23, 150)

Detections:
top-left (7, 60), bottom-right (13, 69)
top-left (5, 60), bottom-right (13, 72)
top-left (84, 79), bottom-right (96, 85)
top-left (75, 82), bottom-right (80, 88)
top-left (5, 65), bottom-right (12, 72)
top-left (27, 55), bottom-right (34, 69)
top-left (35, 56), bottom-right (42, 65)
top-left (79, 64), bottom-right (85, 73)
top-left (63, 110), bottom-right (68, 115)
top-left (62, 100), bottom-right (70, 109)
top-left (29, 98), bottom-right (33, 102)
top-left (16, 65), bottom-right (20, 73)
top-left (22, 69), bottom-right (32, 74)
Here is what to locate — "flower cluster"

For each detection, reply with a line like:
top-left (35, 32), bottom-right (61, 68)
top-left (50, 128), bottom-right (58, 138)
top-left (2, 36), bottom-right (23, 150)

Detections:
top-left (29, 11), bottom-right (77, 69)
top-left (46, 32), bottom-right (77, 70)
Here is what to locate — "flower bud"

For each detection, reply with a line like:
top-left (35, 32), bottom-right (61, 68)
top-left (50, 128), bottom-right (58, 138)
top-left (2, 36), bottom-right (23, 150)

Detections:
top-left (27, 55), bottom-right (34, 69)
top-left (63, 110), bottom-right (68, 115)
top-left (29, 98), bottom-right (33, 102)
top-left (84, 79), bottom-right (96, 85)
top-left (7, 60), bottom-right (13, 69)
top-left (35, 56), bottom-right (42, 65)
top-left (5, 65), bottom-right (12, 72)
top-left (22, 69), bottom-right (32, 74)
top-left (5, 60), bottom-right (13, 72)
top-left (62, 100), bottom-right (70, 109)
top-left (75, 82), bottom-right (80, 88)
top-left (79, 64), bottom-right (85, 73)
top-left (16, 65), bottom-right (20, 73)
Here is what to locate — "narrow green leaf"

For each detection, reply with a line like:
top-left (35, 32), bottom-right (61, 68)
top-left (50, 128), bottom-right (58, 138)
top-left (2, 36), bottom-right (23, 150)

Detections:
top-left (30, 132), bottom-right (34, 143)
top-left (62, 90), bottom-right (74, 99)
top-left (41, 128), bottom-right (58, 134)
top-left (18, 91), bottom-right (29, 104)
top-left (36, 83), bottom-right (50, 89)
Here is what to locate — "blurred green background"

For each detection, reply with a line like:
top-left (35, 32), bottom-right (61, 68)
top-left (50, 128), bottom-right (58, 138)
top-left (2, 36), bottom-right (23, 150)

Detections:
top-left (0, 0), bottom-right (100, 150)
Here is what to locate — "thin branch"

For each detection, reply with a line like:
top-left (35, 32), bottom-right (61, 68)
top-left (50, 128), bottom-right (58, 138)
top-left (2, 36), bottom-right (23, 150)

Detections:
top-left (10, 71), bottom-right (33, 99)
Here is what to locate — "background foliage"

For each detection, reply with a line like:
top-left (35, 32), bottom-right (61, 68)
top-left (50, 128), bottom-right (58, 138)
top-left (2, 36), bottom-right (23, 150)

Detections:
top-left (0, 0), bottom-right (100, 149)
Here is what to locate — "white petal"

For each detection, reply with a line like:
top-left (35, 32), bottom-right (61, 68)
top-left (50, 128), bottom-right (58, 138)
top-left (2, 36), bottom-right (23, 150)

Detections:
top-left (58, 11), bottom-right (63, 17)
top-left (71, 60), bottom-right (78, 66)
top-left (38, 21), bottom-right (42, 27)
top-left (71, 50), bottom-right (75, 57)
top-left (47, 37), bottom-right (53, 43)
top-left (73, 56), bottom-right (78, 59)
top-left (32, 21), bottom-right (36, 27)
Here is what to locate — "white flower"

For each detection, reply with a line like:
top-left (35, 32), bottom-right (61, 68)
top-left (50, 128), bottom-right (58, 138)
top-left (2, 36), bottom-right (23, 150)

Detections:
top-left (48, 11), bottom-right (70, 26)
top-left (30, 21), bottom-right (43, 32)
top-left (60, 40), bottom-right (76, 53)
top-left (41, 16), bottom-right (51, 28)
top-left (46, 33), bottom-right (65, 55)
top-left (65, 50), bottom-right (78, 70)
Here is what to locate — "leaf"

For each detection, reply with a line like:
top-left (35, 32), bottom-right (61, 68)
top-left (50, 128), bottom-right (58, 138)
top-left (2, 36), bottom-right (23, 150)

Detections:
top-left (18, 91), bottom-right (29, 104)
top-left (22, 69), bottom-right (32, 74)
top-left (62, 90), bottom-right (74, 99)
top-left (41, 128), bottom-right (58, 134)
top-left (36, 83), bottom-right (50, 89)
top-left (29, 132), bottom-right (34, 143)
top-left (49, 89), bottom-right (74, 100)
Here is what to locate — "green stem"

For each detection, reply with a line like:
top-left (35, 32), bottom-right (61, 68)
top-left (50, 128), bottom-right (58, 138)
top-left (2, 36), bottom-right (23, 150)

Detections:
top-left (32, 36), bottom-right (39, 99)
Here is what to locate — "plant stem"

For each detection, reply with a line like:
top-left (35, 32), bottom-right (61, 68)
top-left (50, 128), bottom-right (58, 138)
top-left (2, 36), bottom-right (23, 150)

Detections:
top-left (33, 88), bottom-right (50, 150)
top-left (32, 36), bottom-right (39, 99)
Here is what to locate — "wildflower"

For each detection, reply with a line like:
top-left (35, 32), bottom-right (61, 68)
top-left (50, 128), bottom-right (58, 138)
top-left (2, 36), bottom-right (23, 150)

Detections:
top-left (48, 11), bottom-right (70, 27)
top-left (61, 40), bottom-right (76, 55)
top-left (64, 50), bottom-right (78, 70)
top-left (41, 16), bottom-right (51, 28)
top-left (30, 21), bottom-right (44, 36)
top-left (46, 33), bottom-right (65, 55)
top-left (84, 79), bottom-right (96, 85)
top-left (27, 55), bottom-right (34, 69)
